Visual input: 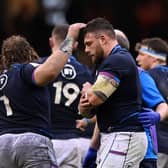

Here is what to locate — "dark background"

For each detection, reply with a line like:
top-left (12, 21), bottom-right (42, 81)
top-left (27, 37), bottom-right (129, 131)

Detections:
top-left (0, 0), bottom-right (167, 67)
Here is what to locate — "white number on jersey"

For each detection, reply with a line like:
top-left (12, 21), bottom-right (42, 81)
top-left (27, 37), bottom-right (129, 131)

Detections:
top-left (0, 95), bottom-right (13, 116)
top-left (53, 81), bottom-right (80, 106)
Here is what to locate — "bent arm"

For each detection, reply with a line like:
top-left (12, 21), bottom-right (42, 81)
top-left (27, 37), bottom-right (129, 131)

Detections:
top-left (34, 49), bottom-right (71, 86)
top-left (33, 23), bottom-right (86, 86)
top-left (87, 73), bottom-right (120, 106)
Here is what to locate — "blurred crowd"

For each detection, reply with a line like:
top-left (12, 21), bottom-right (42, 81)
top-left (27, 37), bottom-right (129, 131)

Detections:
top-left (0, 0), bottom-right (167, 62)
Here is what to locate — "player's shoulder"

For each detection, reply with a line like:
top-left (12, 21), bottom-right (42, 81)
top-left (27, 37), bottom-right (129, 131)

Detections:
top-left (148, 66), bottom-right (168, 79)
top-left (10, 63), bottom-right (23, 70)
top-left (108, 47), bottom-right (131, 62)
top-left (151, 65), bottom-right (168, 72)
top-left (103, 50), bottom-right (132, 69)
top-left (138, 67), bottom-right (149, 76)
top-left (69, 55), bottom-right (82, 67)
top-left (0, 65), bottom-right (23, 90)
top-left (110, 46), bottom-right (130, 56)
top-left (69, 56), bottom-right (91, 73)
top-left (11, 62), bottom-right (39, 70)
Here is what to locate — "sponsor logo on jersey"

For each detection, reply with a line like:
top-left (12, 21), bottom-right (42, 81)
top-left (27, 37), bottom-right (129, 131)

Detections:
top-left (0, 74), bottom-right (8, 90)
top-left (61, 64), bottom-right (76, 80)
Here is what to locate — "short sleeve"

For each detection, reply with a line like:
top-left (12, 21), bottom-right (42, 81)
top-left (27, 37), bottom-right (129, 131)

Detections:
top-left (140, 71), bottom-right (165, 108)
top-left (20, 63), bottom-right (40, 86)
top-left (98, 53), bottom-right (130, 80)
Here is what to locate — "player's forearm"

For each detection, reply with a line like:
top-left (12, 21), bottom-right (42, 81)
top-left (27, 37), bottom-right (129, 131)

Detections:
top-left (86, 74), bottom-right (119, 106)
top-left (156, 102), bottom-right (168, 121)
top-left (34, 48), bottom-right (72, 86)
top-left (90, 122), bottom-right (100, 150)
top-left (33, 23), bottom-right (86, 86)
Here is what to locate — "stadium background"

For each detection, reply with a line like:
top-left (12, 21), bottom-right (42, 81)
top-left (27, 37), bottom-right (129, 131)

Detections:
top-left (0, 0), bottom-right (167, 67)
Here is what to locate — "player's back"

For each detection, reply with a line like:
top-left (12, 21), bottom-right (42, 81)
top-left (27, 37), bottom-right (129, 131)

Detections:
top-left (0, 63), bottom-right (51, 137)
top-left (148, 65), bottom-right (168, 155)
top-left (148, 65), bottom-right (168, 103)
top-left (50, 56), bottom-right (94, 138)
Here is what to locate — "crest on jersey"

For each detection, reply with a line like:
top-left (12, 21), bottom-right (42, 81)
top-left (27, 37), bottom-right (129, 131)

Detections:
top-left (0, 74), bottom-right (8, 90)
top-left (61, 64), bottom-right (76, 80)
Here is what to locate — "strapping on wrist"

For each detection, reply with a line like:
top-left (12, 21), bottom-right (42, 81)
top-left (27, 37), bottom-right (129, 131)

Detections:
top-left (82, 118), bottom-right (91, 126)
top-left (59, 37), bottom-right (74, 55)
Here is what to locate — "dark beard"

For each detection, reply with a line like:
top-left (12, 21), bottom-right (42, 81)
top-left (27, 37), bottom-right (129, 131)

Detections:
top-left (94, 55), bottom-right (104, 65)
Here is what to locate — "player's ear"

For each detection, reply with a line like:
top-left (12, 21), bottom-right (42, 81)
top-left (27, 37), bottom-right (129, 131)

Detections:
top-left (49, 37), bottom-right (54, 49)
top-left (99, 34), bottom-right (107, 46)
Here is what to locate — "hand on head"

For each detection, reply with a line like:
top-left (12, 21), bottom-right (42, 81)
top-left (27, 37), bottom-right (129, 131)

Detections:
top-left (67, 23), bottom-right (86, 41)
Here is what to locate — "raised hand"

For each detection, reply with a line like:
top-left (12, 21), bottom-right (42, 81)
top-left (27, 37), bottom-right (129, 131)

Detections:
top-left (67, 23), bottom-right (86, 41)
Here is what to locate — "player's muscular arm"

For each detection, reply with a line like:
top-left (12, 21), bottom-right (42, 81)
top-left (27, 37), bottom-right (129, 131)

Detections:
top-left (90, 122), bottom-right (100, 150)
top-left (34, 48), bottom-right (71, 86)
top-left (87, 74), bottom-right (120, 106)
top-left (33, 23), bottom-right (86, 86)
top-left (79, 75), bottom-right (120, 117)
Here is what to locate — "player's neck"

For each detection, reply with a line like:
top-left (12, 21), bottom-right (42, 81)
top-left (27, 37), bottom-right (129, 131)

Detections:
top-left (151, 62), bottom-right (166, 69)
top-left (104, 40), bottom-right (118, 57)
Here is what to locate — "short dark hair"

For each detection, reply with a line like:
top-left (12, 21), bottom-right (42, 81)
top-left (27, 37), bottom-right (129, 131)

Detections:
top-left (84, 17), bottom-right (115, 39)
top-left (1, 35), bottom-right (39, 70)
top-left (52, 24), bottom-right (69, 43)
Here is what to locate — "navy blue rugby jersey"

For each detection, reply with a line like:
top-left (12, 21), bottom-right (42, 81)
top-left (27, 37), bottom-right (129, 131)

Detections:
top-left (148, 65), bottom-right (168, 103)
top-left (138, 67), bottom-right (165, 108)
top-left (0, 63), bottom-right (51, 137)
top-left (45, 56), bottom-right (94, 138)
top-left (95, 45), bottom-right (142, 132)
top-left (148, 65), bottom-right (168, 154)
